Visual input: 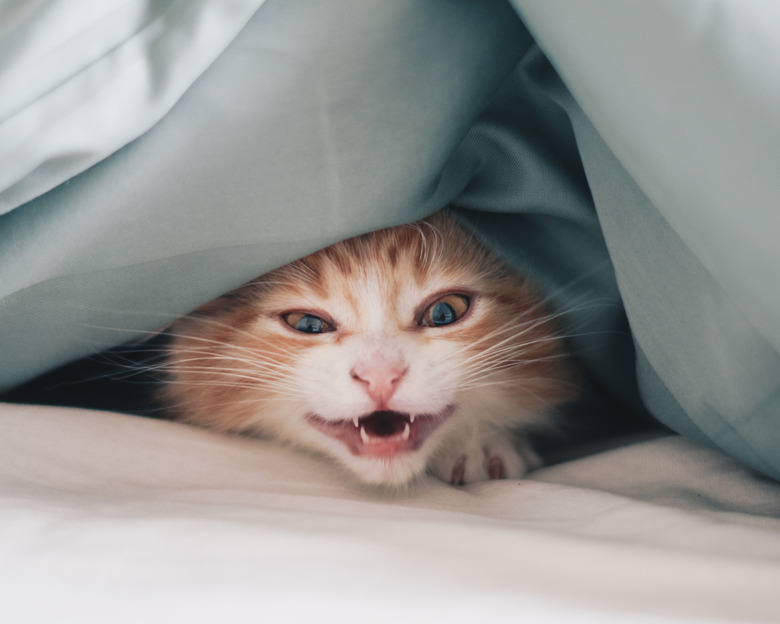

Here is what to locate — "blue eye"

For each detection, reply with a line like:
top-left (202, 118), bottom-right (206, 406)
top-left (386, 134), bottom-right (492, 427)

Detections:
top-left (420, 294), bottom-right (470, 327)
top-left (431, 302), bottom-right (456, 325)
top-left (282, 312), bottom-right (333, 334)
top-left (296, 315), bottom-right (326, 333)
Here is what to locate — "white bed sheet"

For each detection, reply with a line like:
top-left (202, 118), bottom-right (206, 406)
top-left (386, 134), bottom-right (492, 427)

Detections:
top-left (2, 403), bottom-right (779, 623)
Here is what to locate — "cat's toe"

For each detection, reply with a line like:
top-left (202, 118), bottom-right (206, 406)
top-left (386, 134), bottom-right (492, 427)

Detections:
top-left (431, 433), bottom-right (532, 485)
top-left (487, 455), bottom-right (506, 480)
top-left (483, 437), bottom-right (526, 481)
top-left (449, 455), bottom-right (468, 485)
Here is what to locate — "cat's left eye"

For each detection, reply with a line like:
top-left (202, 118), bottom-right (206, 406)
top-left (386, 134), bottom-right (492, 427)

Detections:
top-left (282, 312), bottom-right (334, 334)
top-left (419, 294), bottom-right (470, 327)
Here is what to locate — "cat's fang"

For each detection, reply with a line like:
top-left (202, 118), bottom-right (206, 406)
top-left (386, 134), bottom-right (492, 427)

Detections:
top-left (353, 416), bottom-right (360, 428)
top-left (304, 405), bottom-right (456, 458)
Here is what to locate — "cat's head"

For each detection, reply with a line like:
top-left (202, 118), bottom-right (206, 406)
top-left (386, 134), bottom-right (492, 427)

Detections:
top-left (162, 211), bottom-right (576, 487)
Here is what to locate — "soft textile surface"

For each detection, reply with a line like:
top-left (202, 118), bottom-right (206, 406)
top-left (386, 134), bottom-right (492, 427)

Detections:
top-left (512, 0), bottom-right (780, 487)
top-left (0, 0), bottom-right (535, 390)
top-left (2, 402), bottom-right (779, 623)
top-left (0, 0), bottom-right (266, 213)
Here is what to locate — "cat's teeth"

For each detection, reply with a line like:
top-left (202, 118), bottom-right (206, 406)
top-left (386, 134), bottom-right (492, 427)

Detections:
top-left (360, 426), bottom-right (369, 444)
top-left (409, 414), bottom-right (415, 424)
top-left (402, 422), bottom-right (410, 441)
top-left (353, 417), bottom-right (360, 428)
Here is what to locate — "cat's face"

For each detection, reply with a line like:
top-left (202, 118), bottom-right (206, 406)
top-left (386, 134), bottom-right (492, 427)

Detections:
top-left (163, 212), bottom-right (575, 487)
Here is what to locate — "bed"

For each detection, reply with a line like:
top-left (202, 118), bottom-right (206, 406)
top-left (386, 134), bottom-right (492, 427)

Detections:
top-left (2, 1), bottom-right (779, 621)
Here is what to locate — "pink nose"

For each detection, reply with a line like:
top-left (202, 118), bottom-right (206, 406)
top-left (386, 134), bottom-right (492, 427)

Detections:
top-left (350, 361), bottom-right (408, 408)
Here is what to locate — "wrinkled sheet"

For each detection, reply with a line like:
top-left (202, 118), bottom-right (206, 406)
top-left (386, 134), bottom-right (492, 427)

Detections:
top-left (2, 402), bottom-right (779, 623)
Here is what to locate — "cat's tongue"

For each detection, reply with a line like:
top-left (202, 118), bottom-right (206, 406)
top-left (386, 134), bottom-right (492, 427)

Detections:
top-left (307, 407), bottom-right (454, 458)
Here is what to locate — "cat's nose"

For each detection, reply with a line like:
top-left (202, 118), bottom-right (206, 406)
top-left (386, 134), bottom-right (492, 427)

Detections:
top-left (350, 361), bottom-right (408, 408)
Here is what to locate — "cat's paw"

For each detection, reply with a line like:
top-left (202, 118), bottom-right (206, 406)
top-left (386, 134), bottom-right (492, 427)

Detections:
top-left (430, 430), bottom-right (540, 486)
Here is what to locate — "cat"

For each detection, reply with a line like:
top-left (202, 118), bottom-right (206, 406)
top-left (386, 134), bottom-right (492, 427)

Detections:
top-left (159, 210), bottom-right (579, 488)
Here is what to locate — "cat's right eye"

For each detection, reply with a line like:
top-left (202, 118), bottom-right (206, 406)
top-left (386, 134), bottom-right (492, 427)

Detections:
top-left (282, 312), bottom-right (334, 334)
top-left (419, 294), bottom-right (470, 328)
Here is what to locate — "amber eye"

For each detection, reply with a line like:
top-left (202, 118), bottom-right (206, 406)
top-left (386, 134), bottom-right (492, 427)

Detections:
top-left (282, 312), bottom-right (334, 334)
top-left (419, 294), bottom-right (470, 327)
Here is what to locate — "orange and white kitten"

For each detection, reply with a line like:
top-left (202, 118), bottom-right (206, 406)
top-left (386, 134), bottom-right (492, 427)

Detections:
top-left (161, 211), bottom-right (578, 487)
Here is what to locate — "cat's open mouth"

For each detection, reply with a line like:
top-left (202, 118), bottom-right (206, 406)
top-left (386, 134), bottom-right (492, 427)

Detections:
top-left (306, 406), bottom-right (455, 458)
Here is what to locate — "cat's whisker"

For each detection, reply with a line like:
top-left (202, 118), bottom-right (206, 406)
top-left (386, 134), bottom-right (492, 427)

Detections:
top-left (147, 363), bottom-right (293, 384)
top-left (158, 364), bottom-right (310, 394)
top-left (141, 347), bottom-right (298, 374)
top-left (462, 337), bottom-right (555, 367)
top-left (89, 308), bottom-right (304, 362)
top-left (165, 330), bottom-right (300, 362)
top-left (166, 364), bottom-right (301, 385)
top-left (456, 307), bottom-right (609, 367)
top-left (168, 317), bottom-right (304, 358)
top-left (165, 350), bottom-right (299, 374)
top-left (159, 378), bottom-right (306, 395)
top-left (458, 375), bottom-right (579, 395)
top-left (453, 297), bottom-right (619, 360)
top-left (454, 307), bottom-right (570, 348)
top-left (165, 394), bottom-right (305, 417)
top-left (514, 329), bottom-right (625, 353)
top-left (447, 318), bottom-right (536, 358)
top-left (460, 351), bottom-right (571, 385)
top-left (159, 363), bottom-right (309, 389)
top-left (459, 361), bottom-right (550, 386)
top-left (78, 320), bottom-right (299, 363)
top-left (458, 347), bottom-right (576, 384)
top-left (456, 317), bottom-right (561, 365)
top-left (126, 348), bottom-right (304, 382)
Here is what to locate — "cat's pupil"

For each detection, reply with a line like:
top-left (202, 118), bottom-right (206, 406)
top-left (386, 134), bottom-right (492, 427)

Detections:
top-left (431, 302), bottom-right (457, 326)
top-left (296, 315), bottom-right (325, 333)
top-left (419, 294), bottom-right (469, 328)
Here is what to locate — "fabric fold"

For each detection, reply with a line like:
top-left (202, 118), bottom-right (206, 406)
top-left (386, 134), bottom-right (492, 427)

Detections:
top-left (0, 0), bottom-right (268, 213)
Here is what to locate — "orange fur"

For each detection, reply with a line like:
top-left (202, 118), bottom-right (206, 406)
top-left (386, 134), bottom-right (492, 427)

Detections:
top-left (160, 210), bottom-right (578, 487)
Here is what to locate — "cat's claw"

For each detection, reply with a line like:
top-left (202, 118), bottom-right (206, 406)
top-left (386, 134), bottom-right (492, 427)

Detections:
top-left (487, 456), bottom-right (506, 480)
top-left (450, 455), bottom-right (467, 486)
top-left (433, 431), bottom-right (537, 486)
top-left (450, 454), bottom-right (505, 485)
